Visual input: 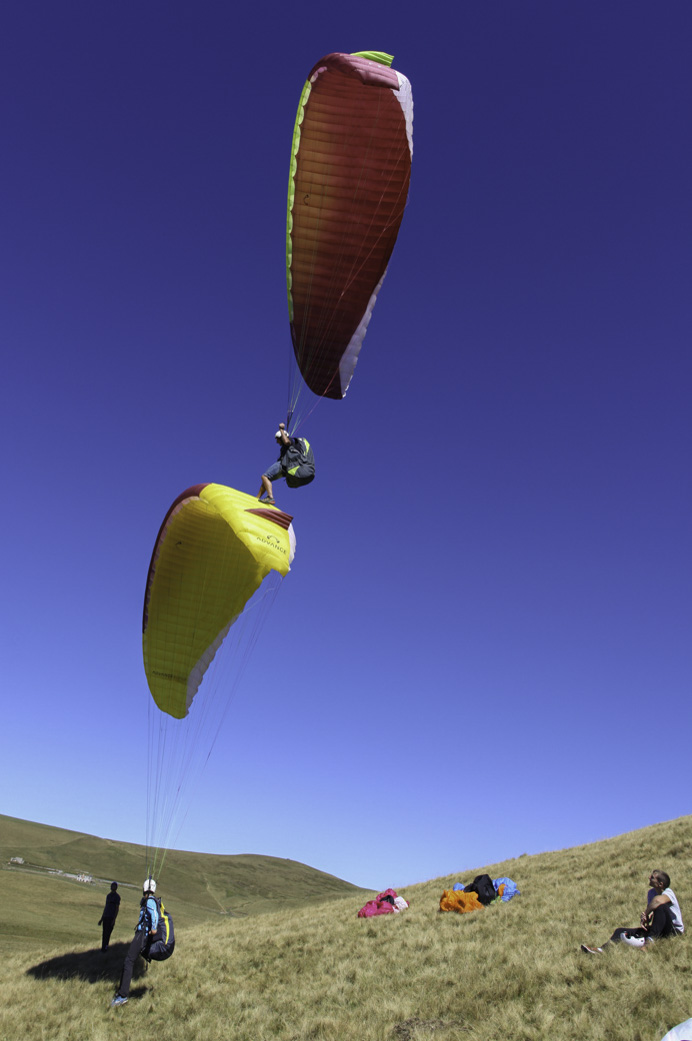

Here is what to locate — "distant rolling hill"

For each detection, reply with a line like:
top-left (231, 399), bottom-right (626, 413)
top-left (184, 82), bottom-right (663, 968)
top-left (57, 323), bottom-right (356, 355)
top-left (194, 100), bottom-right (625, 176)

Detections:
top-left (0, 814), bottom-right (370, 951)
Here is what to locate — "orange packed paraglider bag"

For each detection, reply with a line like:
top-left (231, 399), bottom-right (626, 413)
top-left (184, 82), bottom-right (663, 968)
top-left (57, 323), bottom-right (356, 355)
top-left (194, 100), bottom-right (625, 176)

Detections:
top-left (439, 890), bottom-right (485, 914)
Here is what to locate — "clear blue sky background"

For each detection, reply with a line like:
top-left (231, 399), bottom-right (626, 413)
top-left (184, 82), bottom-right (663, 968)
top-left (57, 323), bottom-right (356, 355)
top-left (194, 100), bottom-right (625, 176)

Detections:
top-left (2, 1), bottom-right (690, 890)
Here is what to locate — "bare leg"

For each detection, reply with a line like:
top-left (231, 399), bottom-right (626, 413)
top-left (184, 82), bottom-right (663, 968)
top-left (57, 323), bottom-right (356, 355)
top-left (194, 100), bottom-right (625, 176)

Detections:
top-left (258, 475), bottom-right (273, 500)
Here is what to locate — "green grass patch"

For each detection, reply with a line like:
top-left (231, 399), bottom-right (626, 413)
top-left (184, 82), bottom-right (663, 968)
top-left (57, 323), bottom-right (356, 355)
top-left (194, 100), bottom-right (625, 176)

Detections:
top-left (1, 814), bottom-right (690, 1041)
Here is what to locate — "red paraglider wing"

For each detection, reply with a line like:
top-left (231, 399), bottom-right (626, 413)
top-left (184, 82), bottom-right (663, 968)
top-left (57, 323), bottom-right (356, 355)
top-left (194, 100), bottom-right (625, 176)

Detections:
top-left (287, 52), bottom-right (413, 399)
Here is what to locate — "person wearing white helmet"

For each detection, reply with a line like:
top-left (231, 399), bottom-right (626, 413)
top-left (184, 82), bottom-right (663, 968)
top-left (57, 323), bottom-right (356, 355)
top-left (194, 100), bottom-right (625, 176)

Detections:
top-left (110, 879), bottom-right (159, 1007)
top-left (258, 422), bottom-right (315, 505)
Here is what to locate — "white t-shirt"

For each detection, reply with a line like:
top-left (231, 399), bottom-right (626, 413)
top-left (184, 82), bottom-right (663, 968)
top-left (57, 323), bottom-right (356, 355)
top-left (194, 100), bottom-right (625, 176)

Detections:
top-left (649, 886), bottom-right (684, 933)
top-left (664, 888), bottom-right (684, 933)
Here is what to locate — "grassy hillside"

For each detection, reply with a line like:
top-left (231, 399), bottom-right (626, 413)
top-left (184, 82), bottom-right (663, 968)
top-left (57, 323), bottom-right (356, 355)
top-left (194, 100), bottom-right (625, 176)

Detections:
top-left (1, 815), bottom-right (690, 1041)
top-left (0, 814), bottom-right (368, 952)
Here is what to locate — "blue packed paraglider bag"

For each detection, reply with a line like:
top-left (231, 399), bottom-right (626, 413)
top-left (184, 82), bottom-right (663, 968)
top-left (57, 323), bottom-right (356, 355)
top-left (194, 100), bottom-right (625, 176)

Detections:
top-left (493, 877), bottom-right (520, 901)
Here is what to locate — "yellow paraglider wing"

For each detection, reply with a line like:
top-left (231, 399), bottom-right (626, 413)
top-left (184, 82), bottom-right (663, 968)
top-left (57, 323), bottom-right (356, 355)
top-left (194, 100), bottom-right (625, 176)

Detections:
top-left (142, 484), bottom-right (295, 719)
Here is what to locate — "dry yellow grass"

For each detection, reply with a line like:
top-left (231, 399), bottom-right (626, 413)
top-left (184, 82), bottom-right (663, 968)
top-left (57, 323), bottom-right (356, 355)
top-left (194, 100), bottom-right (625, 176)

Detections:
top-left (1, 815), bottom-right (690, 1041)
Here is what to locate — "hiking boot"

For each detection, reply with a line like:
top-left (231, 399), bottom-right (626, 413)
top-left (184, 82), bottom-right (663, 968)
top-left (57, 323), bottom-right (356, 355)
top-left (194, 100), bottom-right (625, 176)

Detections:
top-left (110, 995), bottom-right (128, 1007)
top-left (580, 944), bottom-right (603, 954)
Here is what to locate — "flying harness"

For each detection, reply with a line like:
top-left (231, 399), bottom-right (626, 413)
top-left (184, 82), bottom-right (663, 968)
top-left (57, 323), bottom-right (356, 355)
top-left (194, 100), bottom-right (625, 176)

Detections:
top-left (281, 437), bottom-right (315, 488)
top-left (142, 895), bottom-right (175, 962)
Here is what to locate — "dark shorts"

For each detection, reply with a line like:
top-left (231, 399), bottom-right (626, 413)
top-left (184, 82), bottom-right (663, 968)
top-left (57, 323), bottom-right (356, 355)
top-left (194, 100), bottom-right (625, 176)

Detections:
top-left (263, 461), bottom-right (284, 481)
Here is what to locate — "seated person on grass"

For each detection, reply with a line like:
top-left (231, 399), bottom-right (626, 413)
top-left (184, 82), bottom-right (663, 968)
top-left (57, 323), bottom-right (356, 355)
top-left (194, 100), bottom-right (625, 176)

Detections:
top-left (581, 869), bottom-right (683, 954)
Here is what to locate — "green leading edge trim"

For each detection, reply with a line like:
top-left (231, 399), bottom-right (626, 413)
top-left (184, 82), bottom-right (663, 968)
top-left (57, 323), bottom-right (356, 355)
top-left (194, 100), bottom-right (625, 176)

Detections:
top-left (350, 51), bottom-right (394, 66)
top-left (286, 78), bottom-right (312, 322)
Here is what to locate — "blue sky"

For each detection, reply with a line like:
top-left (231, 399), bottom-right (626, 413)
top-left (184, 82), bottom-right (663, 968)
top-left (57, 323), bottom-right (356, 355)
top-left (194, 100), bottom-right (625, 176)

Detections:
top-left (2, 0), bottom-right (690, 890)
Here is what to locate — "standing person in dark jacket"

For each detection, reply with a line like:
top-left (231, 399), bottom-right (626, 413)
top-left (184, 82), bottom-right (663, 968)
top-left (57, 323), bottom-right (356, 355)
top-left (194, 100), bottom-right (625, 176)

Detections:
top-left (98, 882), bottom-right (120, 951)
top-left (111, 879), bottom-right (159, 1007)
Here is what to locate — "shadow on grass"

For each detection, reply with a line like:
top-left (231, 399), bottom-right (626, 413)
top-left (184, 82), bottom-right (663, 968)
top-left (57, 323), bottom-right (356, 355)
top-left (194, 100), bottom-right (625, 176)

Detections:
top-left (26, 943), bottom-right (150, 986)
